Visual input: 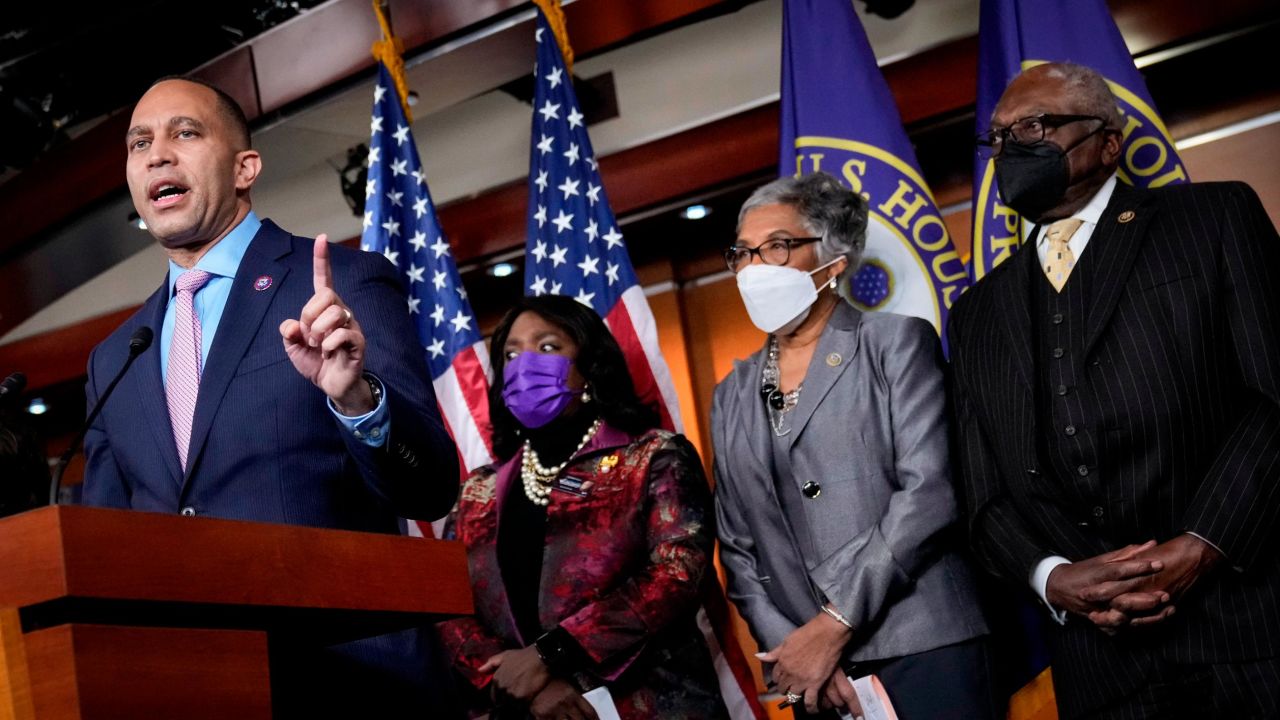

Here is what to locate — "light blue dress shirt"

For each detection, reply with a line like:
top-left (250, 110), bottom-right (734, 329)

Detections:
top-left (160, 211), bottom-right (389, 445)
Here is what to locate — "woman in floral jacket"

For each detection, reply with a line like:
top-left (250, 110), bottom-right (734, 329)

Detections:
top-left (438, 295), bottom-right (728, 720)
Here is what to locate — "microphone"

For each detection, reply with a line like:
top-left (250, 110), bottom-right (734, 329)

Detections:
top-left (49, 327), bottom-right (153, 505)
top-left (0, 372), bottom-right (26, 405)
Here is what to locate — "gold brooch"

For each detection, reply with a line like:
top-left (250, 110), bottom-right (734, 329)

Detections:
top-left (599, 454), bottom-right (620, 472)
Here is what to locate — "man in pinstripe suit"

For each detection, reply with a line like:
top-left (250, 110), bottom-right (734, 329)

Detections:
top-left (950, 63), bottom-right (1280, 719)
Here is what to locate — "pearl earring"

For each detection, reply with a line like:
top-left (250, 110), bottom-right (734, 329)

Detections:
top-left (828, 276), bottom-right (838, 290)
top-left (581, 387), bottom-right (593, 403)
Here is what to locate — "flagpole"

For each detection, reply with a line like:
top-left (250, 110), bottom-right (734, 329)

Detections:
top-left (371, 0), bottom-right (413, 122)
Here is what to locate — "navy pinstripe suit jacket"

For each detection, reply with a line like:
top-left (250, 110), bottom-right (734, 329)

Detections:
top-left (81, 220), bottom-right (460, 713)
top-left (949, 182), bottom-right (1280, 719)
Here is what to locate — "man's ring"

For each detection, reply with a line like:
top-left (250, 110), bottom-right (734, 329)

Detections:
top-left (342, 308), bottom-right (353, 327)
top-left (785, 691), bottom-right (802, 704)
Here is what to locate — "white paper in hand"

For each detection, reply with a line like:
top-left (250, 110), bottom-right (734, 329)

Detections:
top-left (837, 673), bottom-right (899, 720)
top-left (582, 686), bottom-right (623, 720)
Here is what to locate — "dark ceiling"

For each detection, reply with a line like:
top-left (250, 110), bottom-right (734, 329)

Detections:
top-left (0, 0), bottom-right (327, 171)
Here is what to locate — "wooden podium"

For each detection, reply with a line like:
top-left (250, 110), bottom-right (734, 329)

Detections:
top-left (0, 505), bottom-right (472, 719)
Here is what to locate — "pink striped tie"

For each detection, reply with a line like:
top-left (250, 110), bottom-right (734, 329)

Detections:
top-left (167, 269), bottom-right (213, 471)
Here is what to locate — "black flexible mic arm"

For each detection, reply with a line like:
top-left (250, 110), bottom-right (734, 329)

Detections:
top-left (49, 327), bottom-right (153, 505)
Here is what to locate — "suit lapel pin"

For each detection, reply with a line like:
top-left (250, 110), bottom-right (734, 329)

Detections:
top-left (598, 454), bottom-right (619, 473)
top-left (1117, 210), bottom-right (1136, 224)
top-left (826, 352), bottom-right (842, 367)
top-left (253, 275), bottom-right (273, 291)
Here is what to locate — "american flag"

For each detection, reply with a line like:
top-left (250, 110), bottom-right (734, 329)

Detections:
top-left (523, 13), bottom-right (683, 433)
top-left (525, 8), bottom-right (764, 717)
top-left (360, 63), bottom-right (494, 530)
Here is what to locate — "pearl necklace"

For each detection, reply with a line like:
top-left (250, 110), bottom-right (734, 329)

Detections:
top-left (520, 418), bottom-right (603, 506)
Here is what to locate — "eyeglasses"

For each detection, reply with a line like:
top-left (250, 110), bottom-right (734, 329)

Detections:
top-left (724, 237), bottom-right (820, 274)
top-left (975, 114), bottom-right (1106, 155)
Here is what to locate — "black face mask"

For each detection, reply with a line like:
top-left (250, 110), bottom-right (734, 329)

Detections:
top-left (994, 127), bottom-right (1102, 221)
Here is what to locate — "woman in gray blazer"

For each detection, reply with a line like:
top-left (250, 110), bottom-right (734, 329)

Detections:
top-left (712, 172), bottom-right (993, 719)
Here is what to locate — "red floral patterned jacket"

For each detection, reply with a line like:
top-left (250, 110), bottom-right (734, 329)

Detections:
top-left (437, 423), bottom-right (726, 717)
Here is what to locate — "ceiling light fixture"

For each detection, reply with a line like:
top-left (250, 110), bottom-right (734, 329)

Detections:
top-left (488, 262), bottom-right (516, 278)
top-left (680, 204), bottom-right (710, 220)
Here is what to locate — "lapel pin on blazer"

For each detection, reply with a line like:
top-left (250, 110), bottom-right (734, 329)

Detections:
top-left (826, 352), bottom-right (842, 367)
top-left (253, 275), bottom-right (273, 291)
top-left (1117, 210), bottom-right (1136, 224)
top-left (598, 454), bottom-right (619, 473)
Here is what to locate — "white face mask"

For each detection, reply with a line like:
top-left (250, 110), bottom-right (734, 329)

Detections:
top-left (736, 257), bottom-right (841, 335)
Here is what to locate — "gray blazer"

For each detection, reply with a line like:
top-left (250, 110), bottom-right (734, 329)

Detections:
top-left (712, 303), bottom-right (987, 663)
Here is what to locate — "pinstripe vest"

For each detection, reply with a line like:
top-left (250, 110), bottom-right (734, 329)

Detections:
top-left (1033, 243), bottom-right (1108, 530)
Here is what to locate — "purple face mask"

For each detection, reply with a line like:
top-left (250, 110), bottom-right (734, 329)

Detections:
top-left (502, 351), bottom-right (577, 429)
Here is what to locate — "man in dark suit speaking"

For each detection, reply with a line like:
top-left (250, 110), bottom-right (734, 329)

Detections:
top-left (949, 62), bottom-right (1280, 718)
top-left (81, 77), bottom-right (460, 714)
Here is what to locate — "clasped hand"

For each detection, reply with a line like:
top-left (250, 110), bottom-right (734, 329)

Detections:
top-left (481, 647), bottom-right (598, 720)
top-left (279, 235), bottom-right (374, 415)
top-left (1047, 535), bottom-right (1222, 633)
top-left (758, 607), bottom-right (859, 714)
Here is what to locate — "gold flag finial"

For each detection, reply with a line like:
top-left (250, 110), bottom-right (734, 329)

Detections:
top-left (531, 0), bottom-right (574, 75)
top-left (370, 0), bottom-right (413, 123)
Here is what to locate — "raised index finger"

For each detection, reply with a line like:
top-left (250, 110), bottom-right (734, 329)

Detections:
top-left (313, 234), bottom-right (332, 292)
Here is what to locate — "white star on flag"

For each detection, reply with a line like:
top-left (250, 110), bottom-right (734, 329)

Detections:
top-left (549, 245), bottom-right (568, 266)
top-left (603, 227), bottom-right (624, 249)
top-left (449, 310), bottom-right (473, 333)
top-left (551, 210), bottom-right (574, 233)
top-left (406, 263), bottom-right (425, 284)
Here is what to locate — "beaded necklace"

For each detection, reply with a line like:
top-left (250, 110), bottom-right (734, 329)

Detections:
top-left (760, 335), bottom-right (802, 437)
top-left (520, 418), bottom-right (603, 506)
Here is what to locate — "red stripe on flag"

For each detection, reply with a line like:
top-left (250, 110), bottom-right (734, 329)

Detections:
top-left (451, 344), bottom-right (495, 457)
top-left (604, 301), bottom-right (674, 431)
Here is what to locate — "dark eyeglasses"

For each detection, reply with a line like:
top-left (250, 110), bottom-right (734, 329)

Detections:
top-left (724, 237), bottom-right (820, 274)
top-left (975, 114), bottom-right (1106, 154)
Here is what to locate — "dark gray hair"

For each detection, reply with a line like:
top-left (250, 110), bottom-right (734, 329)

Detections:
top-left (737, 172), bottom-right (868, 283)
top-left (1017, 62), bottom-right (1122, 130)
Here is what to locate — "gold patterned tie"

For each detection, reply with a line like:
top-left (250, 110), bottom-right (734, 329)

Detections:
top-left (1043, 218), bottom-right (1084, 292)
